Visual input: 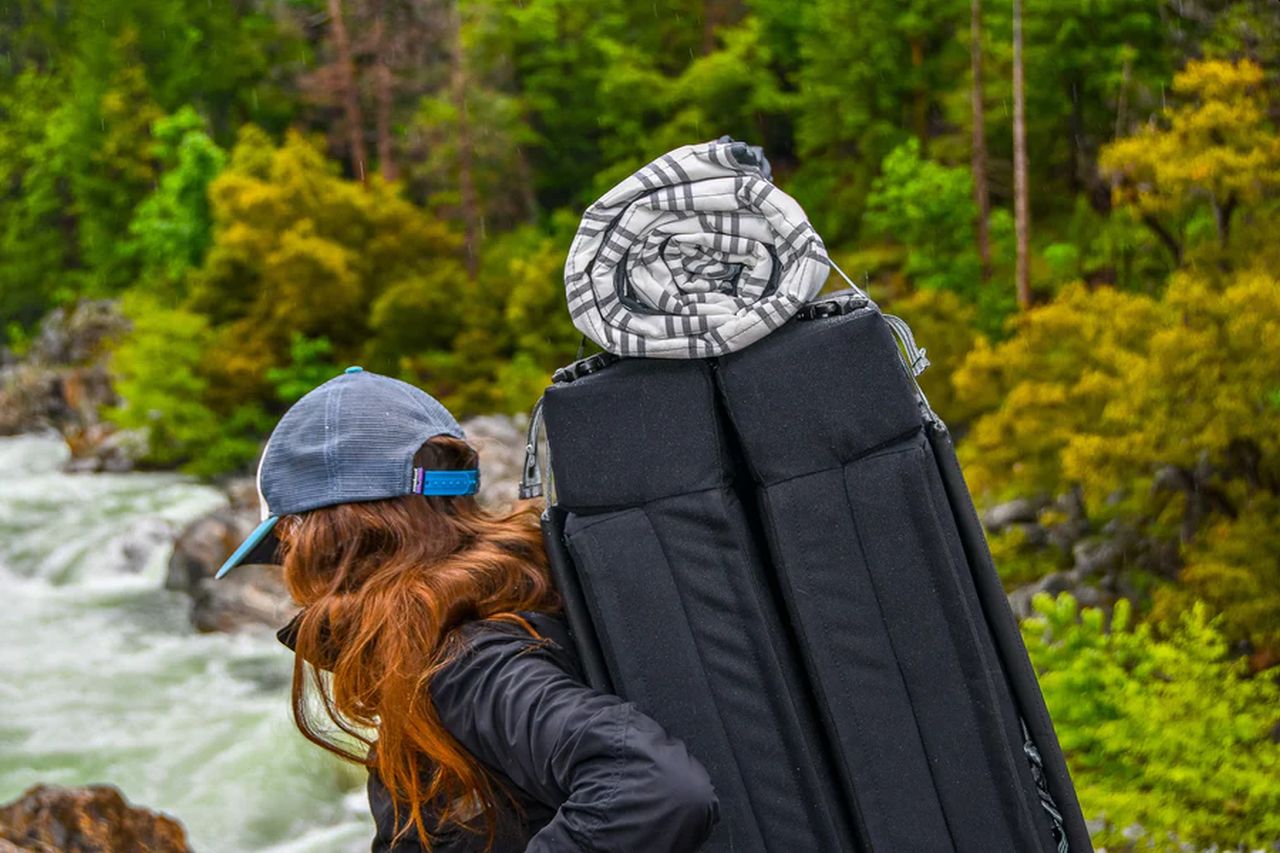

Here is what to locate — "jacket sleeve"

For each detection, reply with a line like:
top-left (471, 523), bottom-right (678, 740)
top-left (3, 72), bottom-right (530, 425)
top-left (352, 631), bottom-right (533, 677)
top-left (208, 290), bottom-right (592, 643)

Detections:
top-left (428, 629), bottom-right (720, 852)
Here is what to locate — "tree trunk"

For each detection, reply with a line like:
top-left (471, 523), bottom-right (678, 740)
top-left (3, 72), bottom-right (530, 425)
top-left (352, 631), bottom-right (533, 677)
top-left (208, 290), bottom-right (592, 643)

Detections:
top-left (450, 0), bottom-right (480, 279)
top-left (1141, 213), bottom-right (1183, 267)
top-left (515, 144), bottom-right (539, 224)
top-left (1012, 0), bottom-right (1031, 309)
top-left (327, 0), bottom-right (367, 182)
top-left (970, 0), bottom-right (991, 279)
top-left (370, 0), bottom-right (397, 181)
top-left (911, 38), bottom-right (928, 150)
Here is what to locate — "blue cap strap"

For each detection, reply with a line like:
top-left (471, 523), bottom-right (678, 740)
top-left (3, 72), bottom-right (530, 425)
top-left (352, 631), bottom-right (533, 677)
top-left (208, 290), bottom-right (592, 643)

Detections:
top-left (412, 468), bottom-right (480, 496)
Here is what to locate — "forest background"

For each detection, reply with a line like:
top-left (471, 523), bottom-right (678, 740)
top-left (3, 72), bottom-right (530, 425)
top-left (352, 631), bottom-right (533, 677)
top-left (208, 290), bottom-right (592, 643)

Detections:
top-left (1, 0), bottom-right (1278, 849)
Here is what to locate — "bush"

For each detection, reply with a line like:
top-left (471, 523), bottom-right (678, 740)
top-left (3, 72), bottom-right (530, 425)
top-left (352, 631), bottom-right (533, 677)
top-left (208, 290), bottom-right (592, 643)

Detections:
top-left (1024, 593), bottom-right (1280, 850)
top-left (106, 295), bottom-right (267, 475)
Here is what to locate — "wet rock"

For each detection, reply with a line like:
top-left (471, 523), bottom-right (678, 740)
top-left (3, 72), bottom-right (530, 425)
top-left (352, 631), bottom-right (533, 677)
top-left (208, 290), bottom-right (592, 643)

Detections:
top-left (190, 563), bottom-right (297, 634)
top-left (166, 487), bottom-right (297, 633)
top-left (165, 503), bottom-right (260, 595)
top-left (28, 301), bottom-right (127, 366)
top-left (1007, 521), bottom-right (1050, 549)
top-left (1071, 585), bottom-right (1107, 609)
top-left (0, 784), bottom-right (189, 853)
top-left (0, 366), bottom-right (64, 436)
top-left (63, 425), bottom-right (148, 474)
top-left (1072, 538), bottom-right (1125, 579)
top-left (1007, 570), bottom-right (1081, 620)
top-left (0, 302), bottom-right (128, 463)
top-left (981, 497), bottom-right (1044, 533)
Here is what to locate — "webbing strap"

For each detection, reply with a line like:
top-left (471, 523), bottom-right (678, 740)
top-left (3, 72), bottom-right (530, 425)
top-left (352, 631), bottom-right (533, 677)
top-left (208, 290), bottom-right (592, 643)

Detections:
top-left (1021, 720), bottom-right (1071, 853)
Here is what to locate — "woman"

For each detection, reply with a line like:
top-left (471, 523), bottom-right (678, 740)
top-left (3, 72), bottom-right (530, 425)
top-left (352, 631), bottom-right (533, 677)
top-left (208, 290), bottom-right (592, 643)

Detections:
top-left (215, 367), bottom-right (719, 852)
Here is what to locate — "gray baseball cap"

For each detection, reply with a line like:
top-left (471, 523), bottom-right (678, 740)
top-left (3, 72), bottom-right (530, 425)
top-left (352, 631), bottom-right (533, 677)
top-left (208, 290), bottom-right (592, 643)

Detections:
top-left (215, 366), bottom-right (477, 579)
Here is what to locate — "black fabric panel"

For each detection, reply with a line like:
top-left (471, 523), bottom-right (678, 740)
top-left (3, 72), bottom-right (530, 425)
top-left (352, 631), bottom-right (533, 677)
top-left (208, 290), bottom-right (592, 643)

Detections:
top-left (717, 308), bottom-right (1066, 852)
top-left (847, 437), bottom-right (1050, 851)
top-left (914, 437), bottom-right (1058, 849)
top-left (543, 359), bottom-right (729, 511)
top-left (755, 436), bottom-right (1051, 851)
top-left (540, 507), bottom-right (613, 694)
top-left (758, 470), bottom-right (954, 852)
top-left (563, 497), bottom-right (852, 853)
top-left (927, 424), bottom-right (1094, 852)
top-left (714, 308), bottom-right (923, 484)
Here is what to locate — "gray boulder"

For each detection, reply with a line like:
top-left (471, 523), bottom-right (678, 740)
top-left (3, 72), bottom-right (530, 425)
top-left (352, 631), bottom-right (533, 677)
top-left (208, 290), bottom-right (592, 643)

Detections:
top-left (166, 479), bottom-right (298, 633)
top-left (1072, 538), bottom-right (1125, 579)
top-left (189, 563), bottom-right (297, 634)
top-left (981, 497), bottom-right (1044, 533)
top-left (165, 500), bottom-right (260, 595)
top-left (1007, 570), bottom-right (1081, 620)
top-left (462, 413), bottom-right (530, 512)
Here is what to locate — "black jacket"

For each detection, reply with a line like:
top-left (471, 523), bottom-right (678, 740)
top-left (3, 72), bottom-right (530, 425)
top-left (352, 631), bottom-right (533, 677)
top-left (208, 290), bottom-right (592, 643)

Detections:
top-left (280, 610), bottom-right (719, 852)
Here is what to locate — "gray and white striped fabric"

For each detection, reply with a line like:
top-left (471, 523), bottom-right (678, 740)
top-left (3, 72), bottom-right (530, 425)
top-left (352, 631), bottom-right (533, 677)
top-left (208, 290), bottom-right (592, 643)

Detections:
top-left (564, 137), bottom-right (832, 359)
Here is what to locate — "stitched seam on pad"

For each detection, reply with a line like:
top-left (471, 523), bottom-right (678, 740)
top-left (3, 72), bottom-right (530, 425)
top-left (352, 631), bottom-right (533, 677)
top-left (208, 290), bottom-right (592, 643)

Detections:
top-left (840, 454), bottom-right (960, 849)
top-left (642, 505), bottom-right (765, 847)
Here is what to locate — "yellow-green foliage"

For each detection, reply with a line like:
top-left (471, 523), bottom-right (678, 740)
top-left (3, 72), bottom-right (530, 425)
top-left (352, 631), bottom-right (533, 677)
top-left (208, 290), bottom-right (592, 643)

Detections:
top-left (957, 270), bottom-right (1280, 655)
top-left (402, 221), bottom-right (580, 416)
top-left (986, 525), bottom-right (1061, 589)
top-left (952, 283), bottom-right (1164, 500)
top-left (1153, 496), bottom-right (1280, 667)
top-left (1024, 593), bottom-right (1280, 849)
top-left (956, 270), bottom-right (1280, 506)
top-left (188, 126), bottom-right (460, 407)
top-left (1061, 268), bottom-right (1280, 499)
top-left (107, 294), bottom-right (268, 474)
top-left (1100, 59), bottom-right (1280, 237)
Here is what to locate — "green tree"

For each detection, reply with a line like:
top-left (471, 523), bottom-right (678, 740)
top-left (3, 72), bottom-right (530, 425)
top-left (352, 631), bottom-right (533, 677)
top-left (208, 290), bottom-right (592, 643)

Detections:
top-left (952, 282), bottom-right (1165, 501)
top-left (189, 125), bottom-right (461, 408)
top-left (126, 107), bottom-right (228, 300)
top-left (792, 0), bottom-right (967, 241)
top-left (106, 295), bottom-right (268, 475)
top-left (863, 140), bottom-right (982, 298)
top-left (1100, 59), bottom-right (1280, 260)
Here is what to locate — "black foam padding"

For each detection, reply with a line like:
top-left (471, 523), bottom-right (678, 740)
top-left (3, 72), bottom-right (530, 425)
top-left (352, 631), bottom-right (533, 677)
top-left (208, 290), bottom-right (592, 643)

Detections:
top-left (717, 309), bottom-right (1063, 852)
top-left (712, 308), bottom-right (924, 485)
top-left (928, 424), bottom-right (1093, 852)
top-left (543, 358), bottom-right (859, 853)
top-left (543, 359), bottom-right (730, 511)
top-left (540, 507), bottom-right (613, 694)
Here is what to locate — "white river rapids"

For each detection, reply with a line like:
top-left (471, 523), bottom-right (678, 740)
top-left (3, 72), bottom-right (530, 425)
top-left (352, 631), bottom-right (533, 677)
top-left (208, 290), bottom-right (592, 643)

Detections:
top-left (0, 434), bottom-right (370, 852)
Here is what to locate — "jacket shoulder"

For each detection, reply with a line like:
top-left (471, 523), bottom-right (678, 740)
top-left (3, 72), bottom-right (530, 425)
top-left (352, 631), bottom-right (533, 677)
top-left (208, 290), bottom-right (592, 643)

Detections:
top-left (443, 611), bottom-right (583, 684)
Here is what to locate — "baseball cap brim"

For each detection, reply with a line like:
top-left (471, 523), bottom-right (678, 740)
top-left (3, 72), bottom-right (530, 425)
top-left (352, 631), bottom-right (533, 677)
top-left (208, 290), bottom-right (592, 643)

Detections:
top-left (215, 515), bottom-right (281, 579)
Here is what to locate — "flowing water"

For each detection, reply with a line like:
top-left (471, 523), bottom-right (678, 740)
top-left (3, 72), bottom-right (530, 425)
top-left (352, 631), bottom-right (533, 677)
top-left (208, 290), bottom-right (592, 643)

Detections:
top-left (0, 434), bottom-right (370, 852)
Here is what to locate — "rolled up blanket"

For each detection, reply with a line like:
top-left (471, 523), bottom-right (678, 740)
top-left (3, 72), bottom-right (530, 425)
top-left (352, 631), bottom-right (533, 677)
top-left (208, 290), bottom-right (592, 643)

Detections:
top-left (564, 137), bottom-right (833, 359)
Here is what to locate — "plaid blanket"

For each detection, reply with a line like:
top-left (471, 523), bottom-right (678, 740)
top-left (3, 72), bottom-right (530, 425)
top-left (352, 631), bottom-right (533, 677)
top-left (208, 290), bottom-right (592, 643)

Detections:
top-left (564, 137), bottom-right (832, 358)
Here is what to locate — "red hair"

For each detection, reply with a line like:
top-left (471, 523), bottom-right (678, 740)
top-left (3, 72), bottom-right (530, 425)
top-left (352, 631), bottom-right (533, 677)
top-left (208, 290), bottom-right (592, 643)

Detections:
top-left (275, 435), bottom-right (560, 849)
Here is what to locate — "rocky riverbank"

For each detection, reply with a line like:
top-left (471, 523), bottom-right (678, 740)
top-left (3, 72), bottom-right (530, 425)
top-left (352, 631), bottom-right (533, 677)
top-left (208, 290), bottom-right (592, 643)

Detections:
top-left (0, 785), bottom-right (189, 853)
top-left (984, 493), bottom-right (1179, 621)
top-left (0, 301), bottom-right (143, 473)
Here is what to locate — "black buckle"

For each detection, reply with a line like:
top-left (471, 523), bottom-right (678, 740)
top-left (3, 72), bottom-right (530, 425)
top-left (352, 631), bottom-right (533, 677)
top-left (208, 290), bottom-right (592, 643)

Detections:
top-left (552, 351), bottom-right (621, 384)
top-left (795, 292), bottom-right (870, 321)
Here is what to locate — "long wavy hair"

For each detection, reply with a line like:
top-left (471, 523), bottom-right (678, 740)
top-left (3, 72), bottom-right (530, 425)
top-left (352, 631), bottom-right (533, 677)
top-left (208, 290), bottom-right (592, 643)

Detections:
top-left (275, 434), bottom-right (560, 849)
